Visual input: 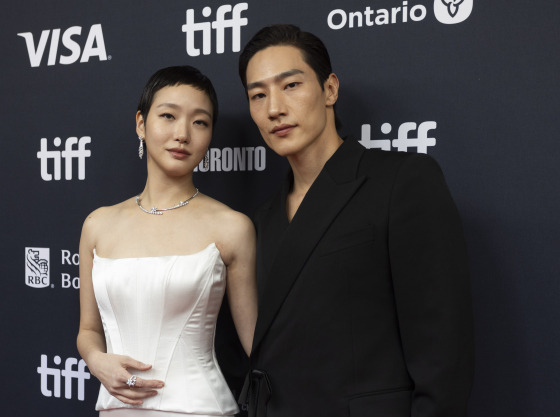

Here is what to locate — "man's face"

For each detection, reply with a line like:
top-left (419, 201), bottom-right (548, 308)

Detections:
top-left (245, 45), bottom-right (336, 158)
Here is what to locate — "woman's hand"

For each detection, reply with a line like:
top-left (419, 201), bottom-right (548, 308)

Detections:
top-left (88, 351), bottom-right (165, 405)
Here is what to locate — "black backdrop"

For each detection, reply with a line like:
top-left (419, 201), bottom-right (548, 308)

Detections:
top-left (2, 1), bottom-right (559, 415)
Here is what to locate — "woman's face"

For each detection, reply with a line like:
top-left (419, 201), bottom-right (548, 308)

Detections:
top-left (136, 84), bottom-right (213, 177)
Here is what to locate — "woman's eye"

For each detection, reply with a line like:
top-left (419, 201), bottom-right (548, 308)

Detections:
top-left (161, 113), bottom-right (174, 119)
top-left (194, 120), bottom-right (209, 127)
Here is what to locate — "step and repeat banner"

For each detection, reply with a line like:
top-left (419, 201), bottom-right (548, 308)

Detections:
top-left (2, 1), bottom-right (558, 415)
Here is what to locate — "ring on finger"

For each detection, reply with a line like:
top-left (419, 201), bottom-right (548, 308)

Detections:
top-left (126, 375), bottom-right (137, 388)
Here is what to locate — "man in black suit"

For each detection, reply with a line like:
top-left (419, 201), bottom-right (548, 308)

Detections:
top-left (238, 24), bottom-right (474, 417)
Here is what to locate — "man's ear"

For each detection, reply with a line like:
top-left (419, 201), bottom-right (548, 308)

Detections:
top-left (136, 111), bottom-right (146, 138)
top-left (324, 73), bottom-right (339, 107)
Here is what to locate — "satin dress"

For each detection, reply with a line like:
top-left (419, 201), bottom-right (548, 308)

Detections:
top-left (92, 243), bottom-right (238, 417)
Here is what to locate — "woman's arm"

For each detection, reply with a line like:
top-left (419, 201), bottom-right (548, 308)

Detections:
top-left (221, 212), bottom-right (258, 356)
top-left (76, 210), bottom-right (165, 405)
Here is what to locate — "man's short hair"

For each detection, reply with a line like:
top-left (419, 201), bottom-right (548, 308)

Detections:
top-left (238, 24), bottom-right (341, 130)
top-left (239, 24), bottom-right (333, 90)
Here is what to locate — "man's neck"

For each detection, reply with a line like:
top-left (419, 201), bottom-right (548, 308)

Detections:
top-left (287, 134), bottom-right (343, 196)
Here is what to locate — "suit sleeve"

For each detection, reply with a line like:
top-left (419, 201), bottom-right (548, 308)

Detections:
top-left (388, 154), bottom-right (474, 417)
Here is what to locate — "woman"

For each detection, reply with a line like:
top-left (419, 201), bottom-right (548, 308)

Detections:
top-left (77, 66), bottom-right (257, 416)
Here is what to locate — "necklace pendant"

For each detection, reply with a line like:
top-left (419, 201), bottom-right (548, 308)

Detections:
top-left (150, 207), bottom-right (162, 215)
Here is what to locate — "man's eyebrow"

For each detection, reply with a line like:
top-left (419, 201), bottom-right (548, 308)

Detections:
top-left (247, 69), bottom-right (304, 90)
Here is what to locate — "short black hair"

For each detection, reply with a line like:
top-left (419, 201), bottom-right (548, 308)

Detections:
top-left (238, 24), bottom-right (340, 130)
top-left (137, 65), bottom-right (218, 127)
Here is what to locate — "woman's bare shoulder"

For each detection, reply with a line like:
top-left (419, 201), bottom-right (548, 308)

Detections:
top-left (200, 195), bottom-right (253, 231)
top-left (82, 198), bottom-right (135, 236)
top-left (196, 196), bottom-right (253, 255)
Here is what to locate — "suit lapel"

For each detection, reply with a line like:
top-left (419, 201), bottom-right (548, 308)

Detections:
top-left (252, 139), bottom-right (366, 352)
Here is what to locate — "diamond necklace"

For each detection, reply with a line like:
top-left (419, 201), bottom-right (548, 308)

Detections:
top-left (136, 188), bottom-right (199, 215)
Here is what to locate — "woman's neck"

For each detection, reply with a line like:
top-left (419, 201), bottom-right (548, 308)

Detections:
top-left (139, 172), bottom-right (197, 209)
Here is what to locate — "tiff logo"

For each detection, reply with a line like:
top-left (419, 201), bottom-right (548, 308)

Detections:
top-left (359, 121), bottom-right (437, 153)
top-left (18, 24), bottom-right (108, 68)
top-left (37, 355), bottom-right (90, 401)
top-left (26, 247), bottom-right (50, 288)
top-left (182, 3), bottom-right (248, 56)
top-left (37, 136), bottom-right (91, 181)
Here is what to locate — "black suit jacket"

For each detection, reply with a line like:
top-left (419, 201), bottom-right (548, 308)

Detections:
top-left (248, 138), bottom-right (474, 417)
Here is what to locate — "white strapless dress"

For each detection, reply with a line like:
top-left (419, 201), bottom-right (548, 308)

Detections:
top-left (92, 243), bottom-right (238, 416)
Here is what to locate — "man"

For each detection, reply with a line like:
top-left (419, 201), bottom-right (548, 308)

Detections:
top-left (238, 24), bottom-right (474, 417)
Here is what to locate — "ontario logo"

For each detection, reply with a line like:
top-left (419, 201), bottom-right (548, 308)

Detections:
top-left (434, 0), bottom-right (473, 24)
top-left (327, 0), bottom-right (473, 30)
top-left (25, 247), bottom-right (50, 288)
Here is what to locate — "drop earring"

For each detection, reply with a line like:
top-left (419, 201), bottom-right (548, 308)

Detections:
top-left (138, 136), bottom-right (144, 159)
top-left (203, 150), bottom-right (209, 170)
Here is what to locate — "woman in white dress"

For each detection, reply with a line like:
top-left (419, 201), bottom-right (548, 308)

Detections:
top-left (77, 66), bottom-right (257, 417)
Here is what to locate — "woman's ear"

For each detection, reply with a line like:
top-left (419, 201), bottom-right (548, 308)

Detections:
top-left (136, 111), bottom-right (146, 138)
top-left (324, 73), bottom-right (339, 107)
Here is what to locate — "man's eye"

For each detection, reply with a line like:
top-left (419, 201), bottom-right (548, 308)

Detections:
top-left (251, 93), bottom-right (265, 100)
top-left (285, 82), bottom-right (299, 89)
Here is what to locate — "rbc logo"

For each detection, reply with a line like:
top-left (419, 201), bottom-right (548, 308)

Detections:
top-left (182, 3), bottom-right (248, 56)
top-left (37, 136), bottom-right (92, 181)
top-left (17, 24), bottom-right (108, 67)
top-left (25, 247), bottom-right (50, 288)
top-left (37, 355), bottom-right (90, 401)
top-left (434, 0), bottom-right (473, 24)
